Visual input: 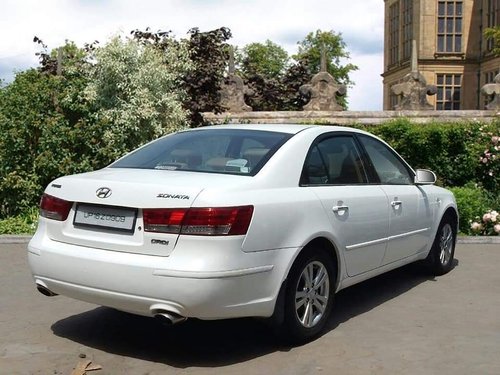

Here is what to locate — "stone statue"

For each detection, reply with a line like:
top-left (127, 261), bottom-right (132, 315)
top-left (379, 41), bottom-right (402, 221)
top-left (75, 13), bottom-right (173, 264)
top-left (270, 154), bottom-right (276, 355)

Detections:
top-left (481, 72), bottom-right (500, 110)
top-left (220, 46), bottom-right (253, 112)
top-left (391, 40), bottom-right (436, 110)
top-left (299, 49), bottom-right (346, 111)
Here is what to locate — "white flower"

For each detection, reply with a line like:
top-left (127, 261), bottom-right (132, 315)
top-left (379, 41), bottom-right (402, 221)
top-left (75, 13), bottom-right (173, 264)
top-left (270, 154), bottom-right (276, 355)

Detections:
top-left (471, 222), bottom-right (482, 231)
top-left (491, 211), bottom-right (499, 222)
top-left (483, 213), bottom-right (492, 222)
top-left (494, 224), bottom-right (500, 233)
top-left (492, 136), bottom-right (499, 144)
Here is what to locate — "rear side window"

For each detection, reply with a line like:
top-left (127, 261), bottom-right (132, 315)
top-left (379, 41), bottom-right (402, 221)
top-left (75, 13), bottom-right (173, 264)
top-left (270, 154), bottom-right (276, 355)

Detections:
top-left (301, 135), bottom-right (367, 185)
top-left (110, 129), bottom-right (292, 176)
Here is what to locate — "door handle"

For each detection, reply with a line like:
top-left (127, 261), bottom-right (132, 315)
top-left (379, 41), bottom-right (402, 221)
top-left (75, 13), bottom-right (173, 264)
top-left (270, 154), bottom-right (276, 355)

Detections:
top-left (332, 205), bottom-right (349, 213)
top-left (391, 200), bottom-right (403, 207)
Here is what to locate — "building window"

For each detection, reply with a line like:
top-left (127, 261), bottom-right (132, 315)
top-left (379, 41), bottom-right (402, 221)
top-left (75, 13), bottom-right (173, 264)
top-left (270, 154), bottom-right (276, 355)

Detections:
top-left (436, 74), bottom-right (461, 110)
top-left (390, 92), bottom-right (399, 110)
top-left (486, 0), bottom-right (500, 51)
top-left (437, 1), bottom-right (463, 53)
top-left (483, 70), bottom-right (499, 108)
top-left (485, 70), bottom-right (499, 84)
top-left (389, 2), bottom-right (400, 65)
top-left (401, 0), bottom-right (413, 60)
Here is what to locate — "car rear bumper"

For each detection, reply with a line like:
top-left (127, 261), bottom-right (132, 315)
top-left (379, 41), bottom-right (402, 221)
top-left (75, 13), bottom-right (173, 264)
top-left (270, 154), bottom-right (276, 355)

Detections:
top-left (27, 233), bottom-right (297, 320)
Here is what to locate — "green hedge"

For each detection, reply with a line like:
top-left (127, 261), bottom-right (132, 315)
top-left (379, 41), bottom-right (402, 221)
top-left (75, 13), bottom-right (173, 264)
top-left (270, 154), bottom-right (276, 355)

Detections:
top-left (0, 118), bottom-right (499, 235)
top-left (334, 119), bottom-right (500, 235)
top-left (357, 119), bottom-right (499, 191)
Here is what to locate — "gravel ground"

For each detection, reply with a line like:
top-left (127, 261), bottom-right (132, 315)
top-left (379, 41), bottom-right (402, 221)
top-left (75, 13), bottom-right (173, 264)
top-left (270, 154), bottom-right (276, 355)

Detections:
top-left (1, 242), bottom-right (499, 375)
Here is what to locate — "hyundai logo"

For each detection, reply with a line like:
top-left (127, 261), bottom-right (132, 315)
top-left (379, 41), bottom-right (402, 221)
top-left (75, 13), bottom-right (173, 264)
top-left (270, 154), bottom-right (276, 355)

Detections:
top-left (96, 187), bottom-right (112, 199)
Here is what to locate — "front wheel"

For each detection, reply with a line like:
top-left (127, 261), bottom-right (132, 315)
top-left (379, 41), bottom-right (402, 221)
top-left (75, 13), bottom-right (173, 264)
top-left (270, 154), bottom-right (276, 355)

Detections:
top-left (425, 216), bottom-right (456, 276)
top-left (282, 248), bottom-right (336, 344)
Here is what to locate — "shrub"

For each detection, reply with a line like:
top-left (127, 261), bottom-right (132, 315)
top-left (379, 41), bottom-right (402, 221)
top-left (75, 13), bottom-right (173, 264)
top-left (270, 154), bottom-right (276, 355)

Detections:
top-left (449, 184), bottom-right (492, 234)
top-left (0, 207), bottom-right (38, 235)
top-left (470, 209), bottom-right (500, 236)
top-left (361, 119), bottom-right (490, 188)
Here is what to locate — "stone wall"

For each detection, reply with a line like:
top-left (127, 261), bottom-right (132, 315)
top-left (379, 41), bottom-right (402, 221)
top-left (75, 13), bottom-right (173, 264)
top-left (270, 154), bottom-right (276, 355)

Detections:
top-left (203, 110), bottom-right (498, 126)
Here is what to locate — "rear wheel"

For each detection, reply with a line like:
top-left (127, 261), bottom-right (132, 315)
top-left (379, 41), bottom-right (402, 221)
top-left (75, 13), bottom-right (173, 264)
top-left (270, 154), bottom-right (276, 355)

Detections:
top-left (425, 215), bottom-right (456, 276)
top-left (282, 247), bottom-right (336, 344)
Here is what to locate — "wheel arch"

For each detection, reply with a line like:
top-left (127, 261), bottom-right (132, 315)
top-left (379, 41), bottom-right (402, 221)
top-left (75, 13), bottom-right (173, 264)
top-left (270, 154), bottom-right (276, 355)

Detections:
top-left (441, 205), bottom-right (459, 236)
top-left (270, 235), bottom-right (342, 326)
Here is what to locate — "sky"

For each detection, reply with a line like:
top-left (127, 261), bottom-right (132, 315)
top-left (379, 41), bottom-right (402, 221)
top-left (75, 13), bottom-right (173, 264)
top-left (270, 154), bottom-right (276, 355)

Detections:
top-left (0, 0), bottom-right (384, 110)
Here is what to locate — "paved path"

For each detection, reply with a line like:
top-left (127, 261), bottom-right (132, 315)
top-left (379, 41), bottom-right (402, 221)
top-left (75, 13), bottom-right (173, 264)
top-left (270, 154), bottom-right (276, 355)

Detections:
top-left (1, 243), bottom-right (499, 375)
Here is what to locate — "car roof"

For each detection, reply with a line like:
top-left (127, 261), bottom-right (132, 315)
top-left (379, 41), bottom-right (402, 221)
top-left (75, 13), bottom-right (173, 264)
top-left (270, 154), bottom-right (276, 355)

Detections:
top-left (185, 124), bottom-right (371, 136)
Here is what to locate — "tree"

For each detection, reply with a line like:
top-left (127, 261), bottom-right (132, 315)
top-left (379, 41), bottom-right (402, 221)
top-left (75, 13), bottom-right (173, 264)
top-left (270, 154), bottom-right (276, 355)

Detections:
top-left (484, 26), bottom-right (500, 56)
top-left (239, 40), bottom-right (289, 78)
top-left (0, 35), bottom-right (192, 216)
top-left (85, 36), bottom-right (192, 161)
top-left (294, 30), bottom-right (358, 109)
top-left (182, 27), bottom-right (232, 126)
top-left (236, 40), bottom-right (290, 111)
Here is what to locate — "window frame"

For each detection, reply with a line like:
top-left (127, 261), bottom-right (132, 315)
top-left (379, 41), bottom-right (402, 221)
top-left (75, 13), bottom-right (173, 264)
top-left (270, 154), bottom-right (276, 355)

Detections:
top-left (300, 132), bottom-right (418, 187)
top-left (299, 132), bottom-right (370, 187)
top-left (435, 73), bottom-right (462, 110)
top-left (110, 128), bottom-right (293, 177)
top-left (354, 134), bottom-right (416, 186)
top-left (436, 0), bottom-right (463, 54)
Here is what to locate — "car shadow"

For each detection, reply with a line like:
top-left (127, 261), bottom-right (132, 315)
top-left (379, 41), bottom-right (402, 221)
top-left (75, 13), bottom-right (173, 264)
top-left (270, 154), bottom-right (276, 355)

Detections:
top-left (51, 258), bottom-right (459, 368)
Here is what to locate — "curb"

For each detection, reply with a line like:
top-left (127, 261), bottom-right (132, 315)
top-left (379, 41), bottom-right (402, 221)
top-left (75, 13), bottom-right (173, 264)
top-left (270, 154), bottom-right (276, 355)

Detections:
top-left (1, 235), bottom-right (499, 245)
top-left (457, 236), bottom-right (500, 244)
top-left (0, 235), bottom-right (33, 244)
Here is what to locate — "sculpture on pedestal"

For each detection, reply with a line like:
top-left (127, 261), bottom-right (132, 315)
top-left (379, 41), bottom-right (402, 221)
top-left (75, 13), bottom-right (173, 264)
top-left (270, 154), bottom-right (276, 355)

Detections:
top-left (299, 49), bottom-right (346, 111)
top-left (220, 46), bottom-right (253, 112)
top-left (391, 40), bottom-right (436, 110)
top-left (481, 72), bottom-right (500, 111)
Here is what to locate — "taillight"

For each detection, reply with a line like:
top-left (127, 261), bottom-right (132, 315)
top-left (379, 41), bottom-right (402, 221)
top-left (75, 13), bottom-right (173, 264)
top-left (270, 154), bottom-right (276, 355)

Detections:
top-left (143, 208), bottom-right (186, 233)
top-left (40, 193), bottom-right (73, 221)
top-left (143, 206), bottom-right (253, 236)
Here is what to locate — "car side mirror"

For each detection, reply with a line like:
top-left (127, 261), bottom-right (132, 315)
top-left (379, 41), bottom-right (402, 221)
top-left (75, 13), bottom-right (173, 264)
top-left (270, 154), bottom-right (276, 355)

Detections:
top-left (414, 169), bottom-right (436, 185)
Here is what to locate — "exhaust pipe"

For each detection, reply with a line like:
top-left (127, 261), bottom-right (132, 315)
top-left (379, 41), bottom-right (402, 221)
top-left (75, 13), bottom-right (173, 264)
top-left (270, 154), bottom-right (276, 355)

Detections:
top-left (154, 311), bottom-right (187, 325)
top-left (36, 283), bottom-right (58, 297)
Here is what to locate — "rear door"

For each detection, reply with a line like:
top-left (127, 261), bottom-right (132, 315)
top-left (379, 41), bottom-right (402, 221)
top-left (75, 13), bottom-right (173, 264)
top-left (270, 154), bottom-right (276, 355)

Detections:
top-left (302, 134), bottom-right (390, 277)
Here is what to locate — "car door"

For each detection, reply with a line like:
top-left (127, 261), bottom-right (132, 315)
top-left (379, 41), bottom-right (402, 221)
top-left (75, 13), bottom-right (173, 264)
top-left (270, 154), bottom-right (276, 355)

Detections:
top-left (301, 134), bottom-right (390, 277)
top-left (357, 134), bottom-right (433, 264)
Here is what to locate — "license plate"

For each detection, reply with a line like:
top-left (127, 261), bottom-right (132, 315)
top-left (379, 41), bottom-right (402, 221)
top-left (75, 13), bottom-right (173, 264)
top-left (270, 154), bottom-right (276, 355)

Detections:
top-left (74, 204), bottom-right (137, 232)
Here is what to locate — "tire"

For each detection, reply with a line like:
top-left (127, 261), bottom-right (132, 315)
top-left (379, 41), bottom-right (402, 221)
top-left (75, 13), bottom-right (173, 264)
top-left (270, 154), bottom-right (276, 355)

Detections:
top-left (424, 215), bottom-right (456, 276)
top-left (281, 247), bottom-right (336, 344)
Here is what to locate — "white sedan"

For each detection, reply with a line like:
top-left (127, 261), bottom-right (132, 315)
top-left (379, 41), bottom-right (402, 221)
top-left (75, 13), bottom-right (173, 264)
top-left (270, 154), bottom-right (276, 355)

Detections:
top-left (28, 124), bottom-right (458, 343)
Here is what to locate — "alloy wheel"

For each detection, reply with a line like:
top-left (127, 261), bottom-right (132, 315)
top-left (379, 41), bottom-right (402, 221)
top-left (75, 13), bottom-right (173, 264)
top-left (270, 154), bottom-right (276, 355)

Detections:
top-left (294, 260), bottom-right (330, 328)
top-left (439, 223), bottom-right (453, 266)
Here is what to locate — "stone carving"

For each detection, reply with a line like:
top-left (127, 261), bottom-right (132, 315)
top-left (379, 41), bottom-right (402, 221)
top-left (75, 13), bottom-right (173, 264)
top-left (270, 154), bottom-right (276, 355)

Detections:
top-left (481, 72), bottom-right (500, 110)
top-left (391, 40), bottom-right (436, 110)
top-left (299, 49), bottom-right (346, 111)
top-left (220, 46), bottom-right (253, 112)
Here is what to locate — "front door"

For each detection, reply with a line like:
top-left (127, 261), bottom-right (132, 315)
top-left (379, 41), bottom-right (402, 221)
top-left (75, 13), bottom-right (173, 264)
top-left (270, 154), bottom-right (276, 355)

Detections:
top-left (356, 134), bottom-right (433, 265)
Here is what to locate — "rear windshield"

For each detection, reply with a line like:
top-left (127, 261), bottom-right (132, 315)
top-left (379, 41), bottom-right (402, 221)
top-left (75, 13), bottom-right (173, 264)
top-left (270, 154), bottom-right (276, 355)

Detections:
top-left (110, 129), bottom-right (293, 176)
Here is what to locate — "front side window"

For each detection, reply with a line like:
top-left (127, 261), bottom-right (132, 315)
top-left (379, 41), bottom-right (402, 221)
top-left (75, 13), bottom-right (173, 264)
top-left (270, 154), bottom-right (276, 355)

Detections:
top-left (437, 1), bottom-right (463, 53)
top-left (436, 73), bottom-right (461, 110)
top-left (111, 129), bottom-right (292, 176)
top-left (301, 136), bottom-right (367, 185)
top-left (358, 135), bottom-right (413, 185)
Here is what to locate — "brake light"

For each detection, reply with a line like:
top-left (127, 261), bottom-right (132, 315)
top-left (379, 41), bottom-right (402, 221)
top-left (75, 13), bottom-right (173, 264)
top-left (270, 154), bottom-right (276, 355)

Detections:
top-left (40, 193), bottom-right (73, 221)
top-left (143, 206), bottom-right (253, 236)
top-left (143, 208), bottom-right (186, 233)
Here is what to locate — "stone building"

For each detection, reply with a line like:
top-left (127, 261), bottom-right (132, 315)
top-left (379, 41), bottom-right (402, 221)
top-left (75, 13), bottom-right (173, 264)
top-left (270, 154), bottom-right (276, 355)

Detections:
top-left (382, 0), bottom-right (500, 110)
